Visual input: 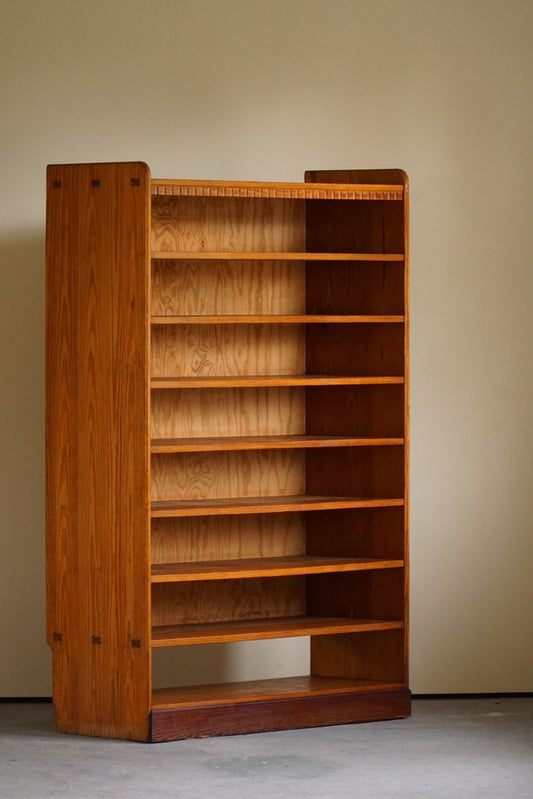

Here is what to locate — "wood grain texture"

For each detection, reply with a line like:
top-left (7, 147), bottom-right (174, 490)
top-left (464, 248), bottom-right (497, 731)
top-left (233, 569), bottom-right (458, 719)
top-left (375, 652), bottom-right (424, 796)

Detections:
top-left (307, 569), bottom-right (405, 621)
top-left (306, 261), bottom-right (404, 316)
top-left (150, 495), bottom-right (405, 518)
top-left (150, 177), bottom-right (404, 201)
top-left (151, 251), bottom-right (404, 261)
top-left (306, 384), bottom-right (404, 437)
top-left (305, 168), bottom-right (409, 691)
top-left (150, 324), bottom-right (304, 378)
top-left (150, 435), bottom-right (404, 453)
top-left (151, 387), bottom-right (305, 439)
top-left (311, 630), bottom-right (406, 683)
top-left (151, 196), bottom-right (305, 253)
top-left (151, 259), bottom-right (304, 316)
top-left (150, 686), bottom-right (411, 741)
top-left (151, 576), bottom-right (305, 626)
top-left (306, 506), bottom-right (405, 561)
top-left (152, 675), bottom-right (404, 708)
top-left (151, 315), bottom-right (404, 324)
top-left (151, 375), bottom-right (405, 389)
top-left (46, 162), bottom-right (151, 741)
top-left (305, 447), bottom-right (405, 499)
top-left (306, 323), bottom-right (405, 378)
top-left (47, 164), bottom-right (409, 743)
top-left (151, 616), bottom-right (404, 647)
top-left (151, 450), bottom-right (305, 502)
top-left (151, 556), bottom-right (404, 582)
top-left (151, 513), bottom-right (305, 565)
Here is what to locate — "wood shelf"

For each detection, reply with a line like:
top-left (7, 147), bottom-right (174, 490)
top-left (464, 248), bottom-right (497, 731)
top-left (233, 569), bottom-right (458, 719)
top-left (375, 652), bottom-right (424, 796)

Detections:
top-left (151, 314), bottom-right (404, 325)
top-left (151, 251), bottom-right (404, 261)
top-left (151, 375), bottom-right (404, 389)
top-left (150, 434), bottom-right (404, 453)
top-left (150, 494), bottom-right (404, 518)
top-left (152, 675), bottom-right (405, 709)
top-left (151, 178), bottom-right (404, 201)
top-left (151, 616), bottom-right (404, 647)
top-left (151, 555), bottom-right (404, 583)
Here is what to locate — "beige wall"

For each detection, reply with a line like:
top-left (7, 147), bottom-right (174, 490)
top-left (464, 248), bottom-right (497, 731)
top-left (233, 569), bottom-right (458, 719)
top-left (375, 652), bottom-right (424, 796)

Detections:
top-left (1, 0), bottom-right (532, 696)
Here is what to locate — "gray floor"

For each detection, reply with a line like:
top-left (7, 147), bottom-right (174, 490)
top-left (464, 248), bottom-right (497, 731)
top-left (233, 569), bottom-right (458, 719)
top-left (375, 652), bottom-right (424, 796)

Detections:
top-left (0, 698), bottom-right (532, 798)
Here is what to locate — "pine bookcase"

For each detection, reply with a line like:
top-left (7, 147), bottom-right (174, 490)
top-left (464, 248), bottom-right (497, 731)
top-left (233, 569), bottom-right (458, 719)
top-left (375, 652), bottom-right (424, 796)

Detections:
top-left (46, 162), bottom-right (410, 741)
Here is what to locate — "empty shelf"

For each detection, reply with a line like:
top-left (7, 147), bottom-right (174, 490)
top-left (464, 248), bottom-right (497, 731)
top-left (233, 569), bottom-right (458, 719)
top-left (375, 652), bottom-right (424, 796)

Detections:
top-left (151, 555), bottom-right (404, 583)
top-left (150, 494), bottom-right (404, 518)
top-left (151, 616), bottom-right (404, 647)
top-left (150, 435), bottom-right (404, 453)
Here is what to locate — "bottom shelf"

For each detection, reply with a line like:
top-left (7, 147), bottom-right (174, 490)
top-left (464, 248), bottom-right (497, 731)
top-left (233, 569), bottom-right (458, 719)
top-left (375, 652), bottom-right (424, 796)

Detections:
top-left (150, 676), bottom-right (411, 741)
top-left (152, 674), bottom-right (403, 709)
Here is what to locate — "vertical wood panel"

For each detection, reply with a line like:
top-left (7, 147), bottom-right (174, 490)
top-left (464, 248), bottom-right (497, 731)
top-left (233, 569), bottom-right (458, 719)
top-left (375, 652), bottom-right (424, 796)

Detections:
top-left (46, 163), bottom-right (151, 740)
top-left (311, 631), bottom-right (405, 683)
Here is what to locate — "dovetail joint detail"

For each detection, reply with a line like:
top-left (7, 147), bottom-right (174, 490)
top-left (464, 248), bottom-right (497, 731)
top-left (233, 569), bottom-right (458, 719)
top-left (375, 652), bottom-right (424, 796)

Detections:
top-left (91, 635), bottom-right (101, 645)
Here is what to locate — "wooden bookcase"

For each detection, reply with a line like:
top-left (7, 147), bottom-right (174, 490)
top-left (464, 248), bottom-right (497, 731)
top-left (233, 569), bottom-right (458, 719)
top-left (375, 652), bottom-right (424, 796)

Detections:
top-left (46, 162), bottom-right (410, 742)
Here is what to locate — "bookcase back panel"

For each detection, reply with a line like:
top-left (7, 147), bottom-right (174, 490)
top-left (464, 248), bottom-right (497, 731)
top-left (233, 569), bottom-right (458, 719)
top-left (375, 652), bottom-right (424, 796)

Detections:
top-left (152, 577), bottom-right (305, 626)
top-left (151, 514), bottom-right (305, 564)
top-left (151, 450), bottom-right (306, 502)
top-left (151, 324), bottom-right (304, 377)
top-left (151, 196), bottom-right (305, 253)
top-left (152, 260), bottom-right (305, 316)
top-left (151, 387), bottom-right (306, 438)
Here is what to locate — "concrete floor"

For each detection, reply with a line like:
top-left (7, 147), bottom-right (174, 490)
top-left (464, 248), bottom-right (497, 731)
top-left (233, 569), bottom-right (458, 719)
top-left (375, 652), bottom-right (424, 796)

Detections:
top-left (0, 698), bottom-right (531, 798)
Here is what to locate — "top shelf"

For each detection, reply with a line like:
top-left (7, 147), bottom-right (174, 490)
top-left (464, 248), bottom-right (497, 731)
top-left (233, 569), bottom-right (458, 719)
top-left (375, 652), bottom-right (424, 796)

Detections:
top-left (151, 178), bottom-right (404, 201)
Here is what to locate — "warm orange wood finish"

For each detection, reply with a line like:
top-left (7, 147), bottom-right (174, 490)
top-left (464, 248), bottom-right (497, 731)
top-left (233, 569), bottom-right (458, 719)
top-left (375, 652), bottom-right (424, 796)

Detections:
top-left (151, 177), bottom-right (403, 200)
top-left (151, 251), bottom-right (404, 261)
top-left (150, 687), bottom-right (411, 741)
top-left (151, 375), bottom-right (405, 388)
top-left (150, 495), bottom-right (405, 518)
top-left (151, 617), bottom-right (404, 647)
top-left (47, 164), bottom-right (409, 741)
top-left (150, 435), bottom-right (404, 453)
top-left (151, 314), bottom-right (404, 323)
top-left (151, 555), bottom-right (403, 581)
top-left (152, 675), bottom-right (404, 709)
top-left (304, 168), bottom-right (410, 703)
top-left (46, 162), bottom-right (151, 740)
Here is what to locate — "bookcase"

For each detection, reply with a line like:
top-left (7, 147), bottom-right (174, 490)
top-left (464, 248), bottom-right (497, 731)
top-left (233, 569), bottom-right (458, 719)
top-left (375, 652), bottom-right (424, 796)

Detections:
top-left (46, 162), bottom-right (410, 742)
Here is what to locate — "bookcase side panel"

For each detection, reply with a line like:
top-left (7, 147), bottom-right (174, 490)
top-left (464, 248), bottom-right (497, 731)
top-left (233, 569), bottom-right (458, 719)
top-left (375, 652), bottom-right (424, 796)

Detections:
top-left (304, 168), bottom-right (410, 692)
top-left (46, 162), bottom-right (151, 741)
